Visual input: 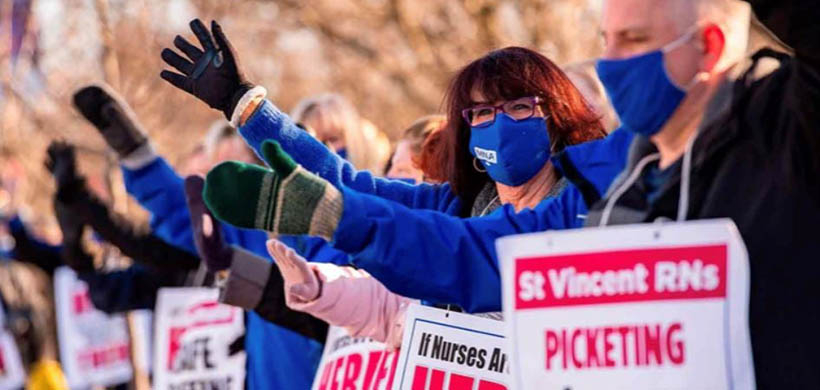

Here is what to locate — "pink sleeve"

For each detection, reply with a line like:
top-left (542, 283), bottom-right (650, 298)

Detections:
top-left (287, 263), bottom-right (414, 349)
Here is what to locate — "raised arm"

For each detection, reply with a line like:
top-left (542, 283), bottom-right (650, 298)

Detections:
top-left (159, 19), bottom-right (461, 214)
top-left (332, 185), bottom-right (587, 313)
top-left (204, 139), bottom-right (588, 312)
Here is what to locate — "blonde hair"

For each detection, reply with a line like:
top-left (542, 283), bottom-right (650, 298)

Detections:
top-left (291, 93), bottom-right (391, 174)
top-left (401, 115), bottom-right (447, 156)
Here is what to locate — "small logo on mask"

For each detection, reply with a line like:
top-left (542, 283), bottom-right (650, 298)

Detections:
top-left (474, 147), bottom-right (497, 165)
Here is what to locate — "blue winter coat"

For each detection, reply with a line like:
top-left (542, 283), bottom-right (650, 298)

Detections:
top-left (237, 100), bottom-right (633, 314)
top-left (121, 157), bottom-right (347, 390)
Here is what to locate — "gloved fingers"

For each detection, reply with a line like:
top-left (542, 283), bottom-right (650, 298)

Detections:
top-left (160, 70), bottom-right (192, 93)
top-left (184, 175), bottom-right (207, 240)
top-left (72, 85), bottom-right (111, 128)
top-left (161, 48), bottom-right (194, 76)
top-left (183, 175), bottom-right (206, 209)
top-left (210, 20), bottom-right (235, 60)
top-left (101, 102), bottom-right (136, 134)
top-left (189, 19), bottom-right (216, 53)
top-left (173, 35), bottom-right (203, 62)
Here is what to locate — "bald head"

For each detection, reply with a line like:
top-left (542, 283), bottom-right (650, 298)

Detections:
top-left (602, 0), bottom-right (749, 64)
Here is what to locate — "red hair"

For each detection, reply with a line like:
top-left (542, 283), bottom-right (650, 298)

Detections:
top-left (429, 47), bottom-right (605, 214)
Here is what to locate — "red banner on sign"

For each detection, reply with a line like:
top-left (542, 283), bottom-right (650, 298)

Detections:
top-left (515, 245), bottom-right (727, 309)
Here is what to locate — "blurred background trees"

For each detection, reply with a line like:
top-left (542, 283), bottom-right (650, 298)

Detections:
top-left (0, 0), bottom-right (605, 222)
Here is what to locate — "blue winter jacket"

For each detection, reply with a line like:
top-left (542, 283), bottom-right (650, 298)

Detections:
top-left (122, 157), bottom-right (347, 390)
top-left (238, 99), bottom-right (633, 313)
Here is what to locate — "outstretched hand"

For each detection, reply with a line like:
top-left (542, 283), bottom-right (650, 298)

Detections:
top-left (45, 141), bottom-right (82, 190)
top-left (161, 19), bottom-right (253, 119)
top-left (184, 175), bottom-right (234, 272)
top-left (266, 238), bottom-right (321, 304)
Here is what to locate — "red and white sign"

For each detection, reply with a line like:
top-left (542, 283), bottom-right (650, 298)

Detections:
top-left (53, 266), bottom-right (133, 389)
top-left (393, 304), bottom-right (510, 390)
top-left (153, 288), bottom-right (245, 390)
top-left (311, 326), bottom-right (399, 390)
top-left (497, 219), bottom-right (755, 390)
top-left (0, 300), bottom-right (25, 390)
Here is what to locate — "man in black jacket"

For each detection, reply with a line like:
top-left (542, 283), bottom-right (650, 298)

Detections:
top-left (585, 0), bottom-right (819, 388)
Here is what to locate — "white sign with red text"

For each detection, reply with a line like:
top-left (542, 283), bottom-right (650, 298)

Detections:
top-left (497, 219), bottom-right (755, 390)
top-left (393, 304), bottom-right (510, 390)
top-left (153, 288), bottom-right (245, 390)
top-left (311, 326), bottom-right (399, 390)
top-left (0, 300), bottom-right (25, 390)
top-left (53, 266), bottom-right (133, 389)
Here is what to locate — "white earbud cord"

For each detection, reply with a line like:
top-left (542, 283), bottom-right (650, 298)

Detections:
top-left (677, 131), bottom-right (700, 221)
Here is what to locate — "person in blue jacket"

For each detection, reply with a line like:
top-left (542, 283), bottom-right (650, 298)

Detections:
top-left (71, 83), bottom-right (347, 390)
top-left (156, 19), bottom-right (633, 312)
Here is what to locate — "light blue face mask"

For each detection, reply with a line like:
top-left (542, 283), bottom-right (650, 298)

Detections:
top-left (469, 114), bottom-right (551, 186)
top-left (595, 28), bottom-right (697, 137)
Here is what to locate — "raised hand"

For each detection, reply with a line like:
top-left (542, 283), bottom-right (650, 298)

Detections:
top-left (266, 238), bottom-right (321, 304)
top-left (45, 141), bottom-right (82, 191)
top-left (160, 19), bottom-right (253, 120)
top-left (184, 175), bottom-right (234, 272)
top-left (73, 85), bottom-right (148, 158)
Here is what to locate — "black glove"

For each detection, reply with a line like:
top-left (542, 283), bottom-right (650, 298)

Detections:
top-left (160, 19), bottom-right (253, 120)
top-left (184, 175), bottom-right (234, 272)
top-left (45, 141), bottom-right (83, 193)
top-left (73, 85), bottom-right (148, 158)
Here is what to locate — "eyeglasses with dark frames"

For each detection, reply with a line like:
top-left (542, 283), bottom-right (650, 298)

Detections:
top-left (462, 96), bottom-right (543, 128)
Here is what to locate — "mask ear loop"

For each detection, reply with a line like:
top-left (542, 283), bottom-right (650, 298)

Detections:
top-left (661, 24), bottom-right (701, 54)
top-left (473, 157), bottom-right (487, 173)
top-left (662, 24), bottom-right (711, 91)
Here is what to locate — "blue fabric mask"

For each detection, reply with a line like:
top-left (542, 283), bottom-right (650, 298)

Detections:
top-left (469, 114), bottom-right (551, 186)
top-left (595, 30), bottom-right (695, 137)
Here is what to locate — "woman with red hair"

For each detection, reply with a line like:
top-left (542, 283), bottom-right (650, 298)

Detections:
top-left (161, 22), bottom-right (632, 312)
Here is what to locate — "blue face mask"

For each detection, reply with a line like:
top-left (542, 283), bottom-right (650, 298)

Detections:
top-left (469, 114), bottom-right (551, 186)
top-left (595, 29), bottom-right (696, 137)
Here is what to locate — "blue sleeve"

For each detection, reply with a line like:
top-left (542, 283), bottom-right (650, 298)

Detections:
top-left (331, 185), bottom-right (587, 313)
top-left (78, 265), bottom-right (185, 314)
top-left (554, 128), bottom-right (634, 196)
top-left (122, 158), bottom-right (197, 251)
top-left (239, 100), bottom-right (462, 214)
top-left (121, 158), bottom-right (270, 257)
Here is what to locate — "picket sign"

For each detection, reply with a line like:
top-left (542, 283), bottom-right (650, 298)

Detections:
top-left (153, 287), bottom-right (245, 390)
top-left (53, 266), bottom-right (133, 389)
top-left (0, 300), bottom-right (25, 390)
top-left (393, 304), bottom-right (510, 390)
top-left (311, 326), bottom-right (399, 390)
top-left (496, 219), bottom-right (755, 390)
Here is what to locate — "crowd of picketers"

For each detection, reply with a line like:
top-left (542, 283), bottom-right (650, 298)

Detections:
top-left (0, 0), bottom-right (818, 388)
